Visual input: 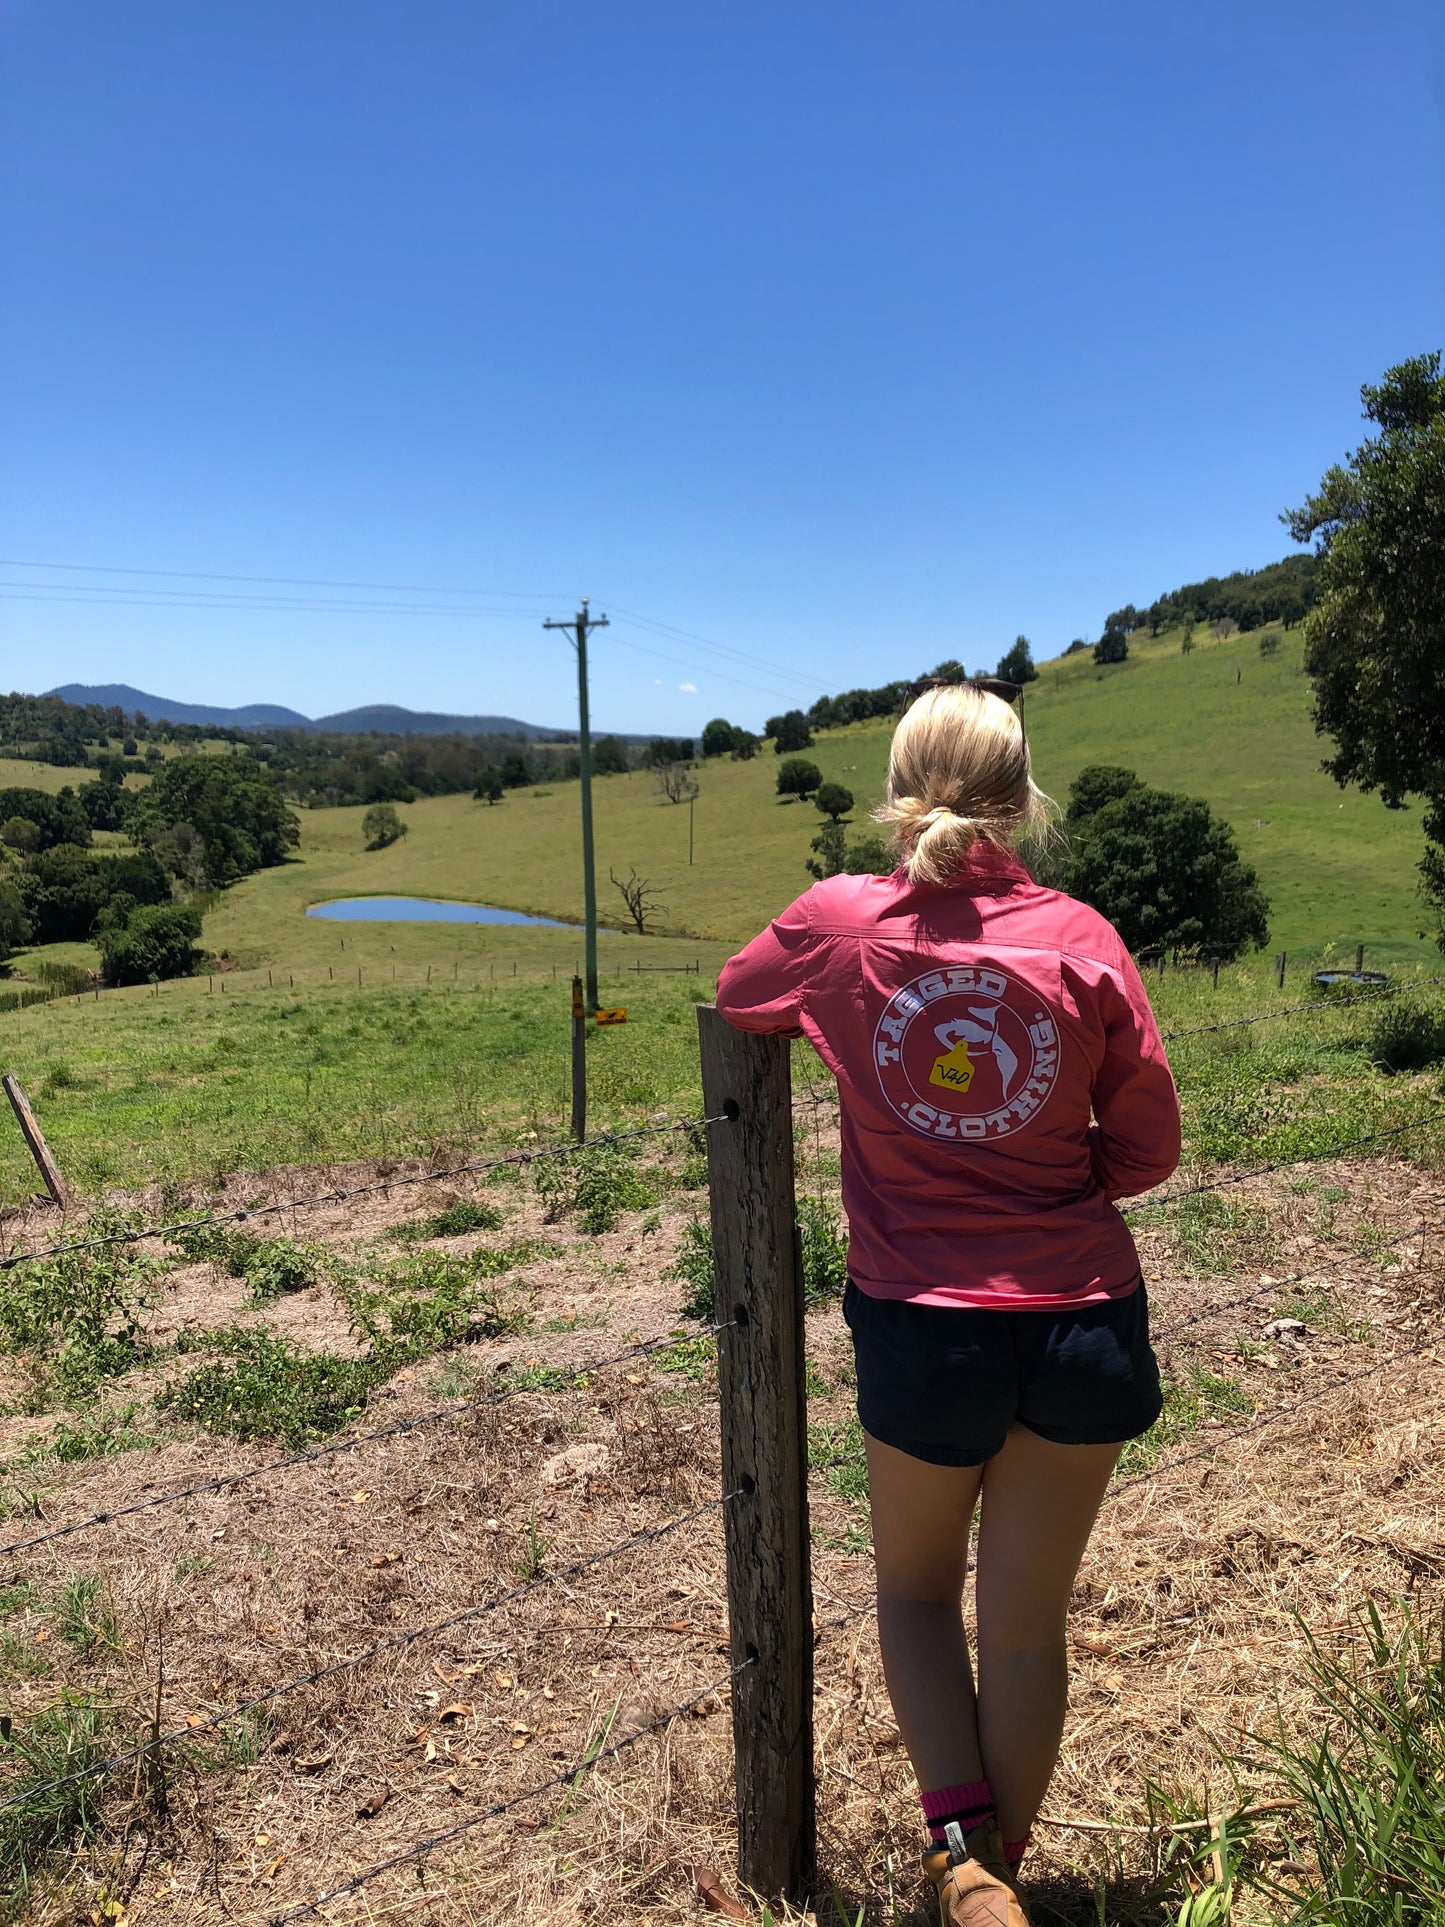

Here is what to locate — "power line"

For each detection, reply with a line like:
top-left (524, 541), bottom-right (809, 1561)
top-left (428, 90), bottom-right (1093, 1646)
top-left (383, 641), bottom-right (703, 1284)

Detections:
top-left (0, 558), bottom-right (564, 600)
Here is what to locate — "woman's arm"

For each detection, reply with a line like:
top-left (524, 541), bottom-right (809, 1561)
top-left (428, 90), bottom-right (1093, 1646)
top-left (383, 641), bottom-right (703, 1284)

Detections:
top-left (1088, 950), bottom-right (1182, 1200)
top-left (715, 892), bottom-right (814, 1035)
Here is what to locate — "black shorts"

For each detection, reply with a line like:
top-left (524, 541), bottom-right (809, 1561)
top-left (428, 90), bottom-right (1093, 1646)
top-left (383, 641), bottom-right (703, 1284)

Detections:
top-left (842, 1278), bottom-right (1163, 1468)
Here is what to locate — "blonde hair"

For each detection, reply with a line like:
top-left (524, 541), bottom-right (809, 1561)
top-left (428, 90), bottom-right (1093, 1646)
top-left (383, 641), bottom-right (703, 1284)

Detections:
top-left (875, 683), bottom-right (1054, 887)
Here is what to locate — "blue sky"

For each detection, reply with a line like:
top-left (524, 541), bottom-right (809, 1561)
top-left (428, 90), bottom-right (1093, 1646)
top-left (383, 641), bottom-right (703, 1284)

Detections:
top-left (2, 0), bottom-right (1442, 734)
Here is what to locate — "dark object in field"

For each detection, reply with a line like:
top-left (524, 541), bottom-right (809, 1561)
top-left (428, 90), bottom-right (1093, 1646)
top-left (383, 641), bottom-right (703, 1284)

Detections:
top-left (1313, 971), bottom-right (1390, 989)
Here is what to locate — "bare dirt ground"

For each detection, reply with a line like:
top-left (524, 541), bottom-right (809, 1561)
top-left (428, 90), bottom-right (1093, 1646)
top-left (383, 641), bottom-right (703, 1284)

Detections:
top-left (2, 1130), bottom-right (1443, 1927)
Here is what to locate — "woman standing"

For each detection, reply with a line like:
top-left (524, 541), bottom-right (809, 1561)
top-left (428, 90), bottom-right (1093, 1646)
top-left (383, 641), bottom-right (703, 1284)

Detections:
top-left (715, 684), bottom-right (1180, 1927)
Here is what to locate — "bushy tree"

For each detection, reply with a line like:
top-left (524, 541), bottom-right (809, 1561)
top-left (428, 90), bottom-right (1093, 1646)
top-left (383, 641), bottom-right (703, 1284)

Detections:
top-left (473, 767), bottom-right (504, 804)
top-left (1, 817), bottom-right (41, 855)
top-left (18, 846), bottom-right (171, 945)
top-left (814, 782), bottom-right (854, 822)
top-left (98, 903), bottom-right (203, 986)
top-left (79, 774), bottom-right (130, 831)
top-left (1285, 352), bottom-right (1445, 941)
top-left (929, 659), bottom-right (970, 683)
top-left (730, 730), bottom-right (760, 761)
top-left (0, 787), bottom-right (91, 851)
top-left (1093, 630), bottom-right (1129, 665)
top-left (767, 711), bottom-right (814, 753)
top-left (1060, 765), bottom-right (1269, 959)
top-left (777, 757), bottom-right (823, 800)
top-left (806, 821), bottom-right (894, 880)
top-left (996, 637), bottom-right (1038, 684)
top-left (645, 736), bottom-right (694, 767)
top-left (362, 803), bottom-right (407, 849)
top-left (700, 717), bottom-right (738, 758)
top-left (130, 756), bottom-right (298, 887)
top-left (0, 879), bottom-right (32, 961)
top-left (592, 735), bottom-right (631, 776)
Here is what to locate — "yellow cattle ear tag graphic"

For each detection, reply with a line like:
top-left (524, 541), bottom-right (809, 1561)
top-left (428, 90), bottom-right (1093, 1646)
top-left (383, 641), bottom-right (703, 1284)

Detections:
top-left (930, 1040), bottom-right (974, 1093)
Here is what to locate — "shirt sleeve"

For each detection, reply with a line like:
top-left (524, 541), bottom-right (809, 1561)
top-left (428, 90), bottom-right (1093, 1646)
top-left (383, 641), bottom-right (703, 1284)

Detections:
top-left (715, 891), bottom-right (814, 1035)
top-left (1088, 947), bottom-right (1182, 1201)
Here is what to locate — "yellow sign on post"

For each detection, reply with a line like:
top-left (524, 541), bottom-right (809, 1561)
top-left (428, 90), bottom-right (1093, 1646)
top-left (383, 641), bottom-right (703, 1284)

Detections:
top-left (594, 1007), bottom-right (628, 1026)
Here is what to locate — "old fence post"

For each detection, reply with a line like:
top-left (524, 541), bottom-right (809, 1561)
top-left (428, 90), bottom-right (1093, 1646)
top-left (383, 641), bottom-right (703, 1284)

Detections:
top-left (696, 1005), bottom-right (815, 1903)
top-left (570, 976), bottom-right (587, 1142)
top-left (3, 1075), bottom-right (69, 1208)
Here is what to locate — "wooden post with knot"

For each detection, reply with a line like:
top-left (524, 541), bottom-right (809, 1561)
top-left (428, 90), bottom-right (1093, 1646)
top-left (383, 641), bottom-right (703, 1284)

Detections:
top-left (696, 1004), bottom-right (815, 1904)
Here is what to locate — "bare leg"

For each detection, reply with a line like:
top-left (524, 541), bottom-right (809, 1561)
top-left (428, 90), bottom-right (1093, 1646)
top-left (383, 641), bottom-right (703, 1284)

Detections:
top-left (864, 1430), bottom-right (985, 1792)
top-left (974, 1426), bottom-right (1122, 1843)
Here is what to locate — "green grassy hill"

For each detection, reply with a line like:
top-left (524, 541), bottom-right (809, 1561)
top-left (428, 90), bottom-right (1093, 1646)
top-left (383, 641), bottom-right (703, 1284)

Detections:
top-left (204, 619), bottom-right (1430, 970)
top-left (5, 618), bottom-right (1436, 989)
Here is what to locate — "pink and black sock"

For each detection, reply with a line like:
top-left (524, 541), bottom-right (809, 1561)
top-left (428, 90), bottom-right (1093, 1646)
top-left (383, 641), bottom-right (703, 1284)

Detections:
top-left (920, 1779), bottom-right (994, 1846)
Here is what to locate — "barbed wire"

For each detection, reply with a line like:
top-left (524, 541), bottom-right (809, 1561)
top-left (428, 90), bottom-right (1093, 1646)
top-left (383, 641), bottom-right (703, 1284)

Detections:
top-left (0, 1327), bottom-right (726, 1561)
top-left (1106, 1322), bottom-right (1443, 1498)
top-left (267, 1654), bottom-right (754, 1927)
top-left (0, 1488), bottom-right (740, 1816)
top-left (1150, 1225), bottom-right (1431, 1344)
top-left (0, 1111), bottom-right (732, 1275)
top-left (1159, 970), bottom-right (1445, 1044)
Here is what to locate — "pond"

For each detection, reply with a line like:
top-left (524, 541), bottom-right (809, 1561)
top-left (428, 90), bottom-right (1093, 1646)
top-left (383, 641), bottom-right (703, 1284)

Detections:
top-left (307, 896), bottom-right (574, 928)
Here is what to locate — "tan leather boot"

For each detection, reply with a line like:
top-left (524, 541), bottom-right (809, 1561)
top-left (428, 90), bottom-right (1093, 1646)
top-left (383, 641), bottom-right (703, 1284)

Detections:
top-left (922, 1820), bottom-right (1032, 1927)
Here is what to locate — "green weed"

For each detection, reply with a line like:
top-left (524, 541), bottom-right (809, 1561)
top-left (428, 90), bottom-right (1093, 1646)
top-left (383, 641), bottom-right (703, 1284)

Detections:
top-left (51, 1576), bottom-right (121, 1657)
top-left (347, 1248), bottom-right (531, 1354)
top-left (654, 1334), bottom-right (716, 1381)
top-left (1224, 1601), bottom-right (1445, 1925)
top-left (0, 1212), bottom-right (161, 1404)
top-left (157, 1327), bottom-right (389, 1444)
top-left (386, 1198), bottom-right (504, 1241)
top-left (516, 1503), bottom-right (550, 1580)
top-left (1362, 1000), bottom-right (1445, 1075)
top-left (11, 1405), bottom-right (152, 1470)
top-left (798, 1194), bottom-right (849, 1305)
top-left (169, 1221), bottom-right (325, 1302)
top-left (531, 1140), bottom-right (657, 1233)
top-left (808, 1417), bottom-right (868, 1505)
top-left (668, 1216), bottom-right (715, 1323)
top-left (0, 1696), bottom-right (117, 1921)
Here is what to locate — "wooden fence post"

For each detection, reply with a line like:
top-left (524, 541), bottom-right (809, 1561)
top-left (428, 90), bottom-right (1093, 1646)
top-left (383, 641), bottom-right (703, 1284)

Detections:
top-left (1356, 943), bottom-right (1365, 973)
top-left (1275, 951), bottom-right (1286, 989)
top-left (696, 1005), bottom-right (815, 1904)
top-left (3, 1075), bottom-right (69, 1208)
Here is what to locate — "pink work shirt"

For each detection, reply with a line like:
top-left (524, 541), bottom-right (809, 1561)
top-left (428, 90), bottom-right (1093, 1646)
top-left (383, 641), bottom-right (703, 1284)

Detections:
top-left (715, 845), bottom-right (1182, 1309)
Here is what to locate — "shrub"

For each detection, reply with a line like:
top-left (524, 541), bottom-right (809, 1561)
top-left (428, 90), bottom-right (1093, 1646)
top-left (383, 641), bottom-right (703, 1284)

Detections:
top-left (798, 1195), bottom-right (849, 1305)
top-left (0, 787), bottom-right (91, 852)
top-left (169, 1222), bottom-right (325, 1301)
top-left (806, 820), bottom-right (893, 880)
top-left (348, 1249), bottom-right (530, 1355)
top-left (668, 1216), bottom-right (715, 1323)
top-left (1093, 631), bottom-right (1129, 664)
top-left (387, 1199), bottom-right (505, 1241)
top-left (767, 710), bottom-right (814, 753)
top-left (814, 782), bottom-right (854, 822)
top-left (362, 802), bottom-right (407, 849)
top-left (130, 754), bottom-right (298, 887)
top-left (0, 1212), bottom-right (161, 1403)
top-left (159, 1329), bottom-right (388, 1444)
top-left (777, 757), bottom-right (823, 800)
top-left (1363, 1000), bottom-right (1445, 1074)
top-left (532, 1141), bottom-right (655, 1232)
top-left (97, 903), bottom-right (202, 986)
top-left (700, 717), bottom-right (739, 758)
top-left (0, 879), bottom-right (31, 961)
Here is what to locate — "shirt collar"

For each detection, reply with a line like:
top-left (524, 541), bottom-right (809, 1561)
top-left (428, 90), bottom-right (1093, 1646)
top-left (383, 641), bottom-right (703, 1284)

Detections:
top-left (891, 839), bottom-right (1034, 897)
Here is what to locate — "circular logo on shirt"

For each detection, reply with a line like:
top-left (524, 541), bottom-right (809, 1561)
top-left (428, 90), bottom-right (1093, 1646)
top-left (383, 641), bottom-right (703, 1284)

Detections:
top-left (872, 964), bottom-right (1061, 1142)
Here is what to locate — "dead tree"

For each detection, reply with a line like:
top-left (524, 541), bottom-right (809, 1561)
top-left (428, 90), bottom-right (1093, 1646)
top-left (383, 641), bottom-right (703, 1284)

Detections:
top-left (655, 762), bottom-right (700, 806)
top-left (610, 867), bottom-right (665, 935)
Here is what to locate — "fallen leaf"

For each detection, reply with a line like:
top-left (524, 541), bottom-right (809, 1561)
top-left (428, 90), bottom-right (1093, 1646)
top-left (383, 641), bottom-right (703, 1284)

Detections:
top-left (372, 1551), bottom-right (403, 1568)
top-left (514, 1815), bottom-right (541, 1831)
top-left (33, 1630), bottom-right (48, 1644)
top-left (264, 1855), bottom-right (286, 1881)
top-left (261, 1623), bottom-right (281, 1636)
top-left (351, 1489), bottom-right (373, 1505)
top-left (433, 1662), bottom-right (464, 1685)
top-left (510, 1735), bottom-right (531, 1750)
top-left (437, 1703), bottom-right (473, 1724)
top-left (493, 1672), bottom-right (514, 1689)
top-left (541, 1684), bottom-right (555, 1701)
top-left (183, 1714), bottom-right (209, 1728)
top-left (691, 1865), bottom-right (749, 1920)
top-left (356, 1788), bottom-right (390, 1819)
top-left (1072, 1633), bottom-right (1114, 1657)
top-left (664, 1620), bottom-right (695, 1634)
top-left (294, 1753), bottom-right (334, 1773)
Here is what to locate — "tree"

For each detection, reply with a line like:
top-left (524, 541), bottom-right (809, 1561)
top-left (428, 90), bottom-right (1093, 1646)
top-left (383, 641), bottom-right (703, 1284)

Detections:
top-left (0, 879), bottom-right (32, 962)
top-left (1060, 766), bottom-right (1269, 959)
top-left (609, 866), bottom-right (664, 934)
top-left (130, 756), bottom-right (298, 888)
top-left (1285, 352), bottom-right (1445, 939)
top-left (79, 775), bottom-right (130, 832)
top-left (655, 763), bottom-right (699, 806)
top-left (806, 821), bottom-right (894, 880)
top-left (645, 736), bottom-right (694, 767)
top-left (0, 787), bottom-right (91, 851)
top-left (768, 710), bottom-right (813, 753)
top-left (814, 782), bottom-right (854, 822)
top-left (500, 752), bottom-right (531, 789)
top-left (929, 659), bottom-right (970, 684)
top-left (363, 803), bottom-right (407, 849)
top-left (730, 730), bottom-right (760, 761)
top-left (777, 757), bottom-right (823, 800)
top-left (1093, 631), bottom-right (1129, 665)
top-left (473, 767), bottom-right (504, 805)
top-left (996, 637), bottom-right (1038, 684)
top-left (700, 718), bottom-right (738, 758)
top-left (98, 903), bottom-right (203, 986)
top-left (592, 735), bottom-right (631, 776)
top-left (1, 817), bottom-right (42, 855)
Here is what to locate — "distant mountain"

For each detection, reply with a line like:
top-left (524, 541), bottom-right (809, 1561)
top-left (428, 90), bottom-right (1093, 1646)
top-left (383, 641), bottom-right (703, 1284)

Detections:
top-left (45, 684), bottom-right (566, 740)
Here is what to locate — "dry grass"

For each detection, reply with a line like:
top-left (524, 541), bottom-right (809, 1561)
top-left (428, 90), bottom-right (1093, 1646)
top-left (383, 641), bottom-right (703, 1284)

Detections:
top-left (2, 1129), bottom-right (1444, 1926)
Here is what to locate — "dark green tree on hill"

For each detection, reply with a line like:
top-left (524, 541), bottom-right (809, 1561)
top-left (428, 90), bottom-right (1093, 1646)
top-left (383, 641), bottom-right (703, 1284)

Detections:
top-left (767, 710), bottom-right (813, 753)
top-left (1286, 351), bottom-right (1445, 945)
top-left (1060, 766), bottom-right (1269, 959)
top-left (701, 717), bottom-right (738, 758)
top-left (996, 637), bottom-right (1038, 684)
top-left (777, 757), bottom-right (822, 800)
top-left (130, 755), bottom-right (299, 888)
top-left (814, 782), bottom-right (854, 822)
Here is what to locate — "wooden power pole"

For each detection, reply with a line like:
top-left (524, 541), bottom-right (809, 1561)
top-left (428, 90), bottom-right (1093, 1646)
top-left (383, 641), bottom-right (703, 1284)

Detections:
top-left (544, 600), bottom-right (609, 1014)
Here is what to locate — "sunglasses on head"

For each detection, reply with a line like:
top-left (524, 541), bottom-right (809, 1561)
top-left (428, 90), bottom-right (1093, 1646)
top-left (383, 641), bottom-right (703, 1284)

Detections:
top-left (900, 674), bottom-right (1023, 715)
